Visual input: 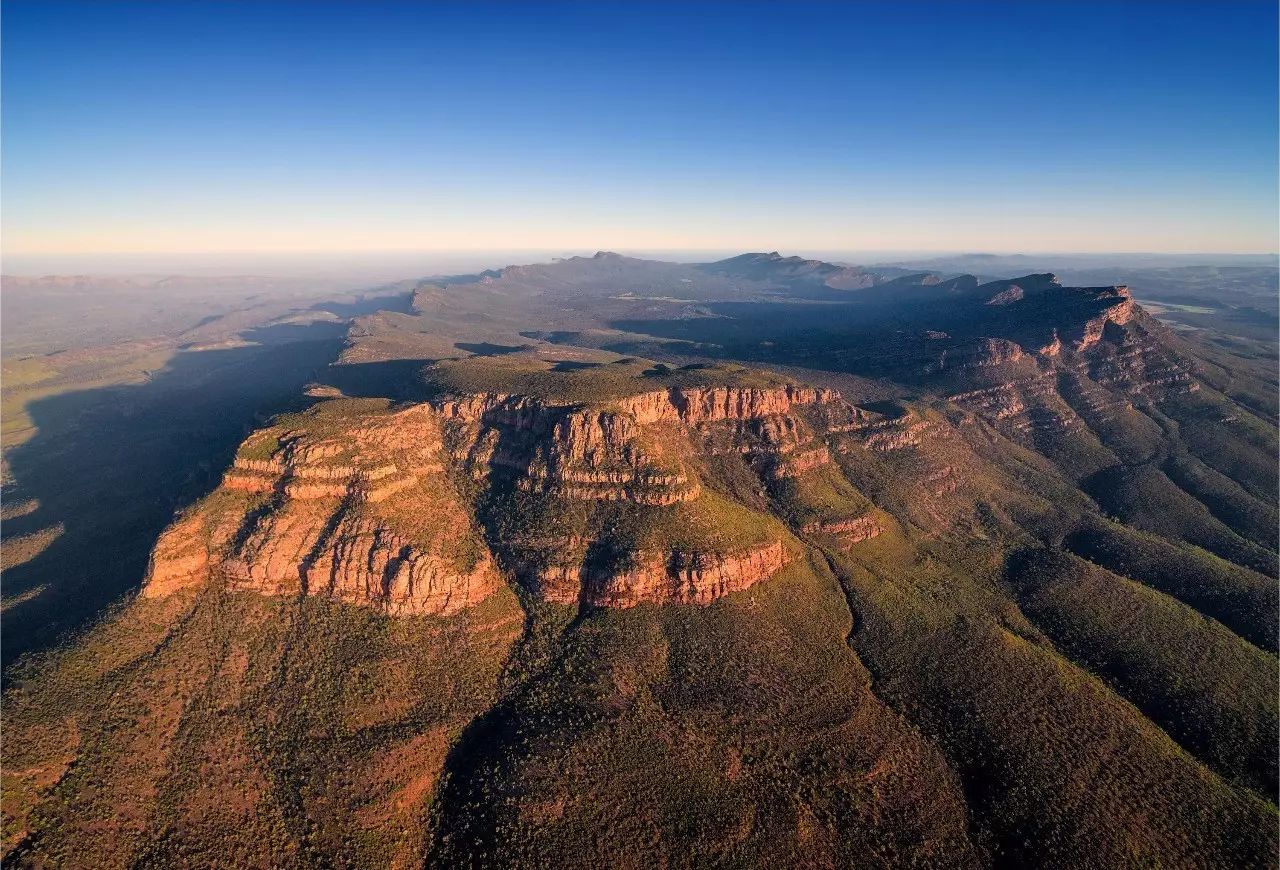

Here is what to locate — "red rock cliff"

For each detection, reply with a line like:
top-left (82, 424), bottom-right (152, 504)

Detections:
top-left (143, 402), bottom-right (500, 616)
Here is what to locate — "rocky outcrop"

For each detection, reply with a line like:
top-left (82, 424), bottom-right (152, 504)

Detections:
top-left (222, 405), bottom-right (444, 503)
top-left (442, 397), bottom-right (701, 505)
top-left (986, 286), bottom-right (1025, 305)
top-left (438, 385), bottom-right (839, 429)
top-left (145, 384), bottom-right (844, 614)
top-left (936, 293), bottom-right (1198, 444)
top-left (144, 514), bottom-right (222, 599)
top-left (593, 541), bottom-right (792, 607)
top-left (852, 416), bottom-right (935, 453)
top-left (702, 409), bottom-right (841, 480)
top-left (620, 385), bottom-right (840, 424)
top-left (1077, 314), bottom-right (1198, 397)
top-left (522, 540), bottom-right (793, 608)
top-left (1037, 330), bottom-right (1063, 357)
top-left (925, 465), bottom-right (959, 495)
top-left (802, 515), bottom-right (883, 545)
top-left (945, 338), bottom-right (1028, 371)
top-left (1048, 285), bottom-right (1136, 351)
top-left (440, 385), bottom-right (845, 502)
top-left (143, 401), bottom-right (501, 616)
top-left (950, 382), bottom-right (1035, 422)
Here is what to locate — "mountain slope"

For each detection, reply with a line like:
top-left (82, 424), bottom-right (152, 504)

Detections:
top-left (3, 254), bottom-right (1276, 868)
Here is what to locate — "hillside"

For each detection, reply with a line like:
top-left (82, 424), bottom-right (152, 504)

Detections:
top-left (3, 254), bottom-right (1276, 868)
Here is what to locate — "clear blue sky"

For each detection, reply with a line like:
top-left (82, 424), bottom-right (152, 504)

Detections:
top-left (3, 0), bottom-right (1277, 259)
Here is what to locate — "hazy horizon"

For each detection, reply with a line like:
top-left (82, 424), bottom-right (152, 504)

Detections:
top-left (4, 248), bottom-right (1278, 281)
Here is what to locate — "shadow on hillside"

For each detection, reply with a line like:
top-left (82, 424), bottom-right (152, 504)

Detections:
top-left (319, 359), bottom-right (436, 402)
top-left (309, 291), bottom-right (416, 319)
top-left (453, 341), bottom-right (528, 356)
top-left (604, 296), bottom-right (990, 383)
top-left (1, 321), bottom-right (347, 667)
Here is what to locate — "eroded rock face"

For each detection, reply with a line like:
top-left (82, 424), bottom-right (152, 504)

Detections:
top-left (144, 385), bottom-right (847, 613)
top-left (589, 541), bottom-right (793, 607)
top-left (802, 515), bottom-right (883, 546)
top-left (856, 417), bottom-right (935, 453)
top-left (144, 402), bottom-right (501, 616)
top-left (986, 285), bottom-right (1025, 305)
top-left (440, 385), bottom-right (847, 502)
top-left (519, 540), bottom-right (795, 608)
top-left (622, 385), bottom-right (840, 424)
top-left (440, 395), bottom-right (700, 505)
top-left (144, 514), bottom-right (221, 598)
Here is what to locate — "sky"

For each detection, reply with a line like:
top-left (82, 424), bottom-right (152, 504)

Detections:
top-left (3, 0), bottom-right (1277, 267)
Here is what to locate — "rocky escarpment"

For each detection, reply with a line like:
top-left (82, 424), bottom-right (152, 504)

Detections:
top-left (439, 385), bottom-right (848, 503)
top-left (144, 401), bottom-right (500, 616)
top-left (918, 282), bottom-right (1200, 458)
top-left (145, 304), bottom-right (1202, 618)
top-left (523, 539), bottom-right (795, 608)
top-left (439, 393), bottom-right (700, 505)
top-left (802, 515), bottom-right (883, 546)
top-left (438, 384), bottom-right (848, 605)
top-left (1080, 286), bottom-right (1135, 341)
top-left (145, 384), bottom-right (856, 613)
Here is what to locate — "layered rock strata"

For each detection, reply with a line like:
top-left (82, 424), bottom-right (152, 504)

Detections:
top-left (145, 385), bottom-right (849, 613)
top-left (144, 403), bottom-right (500, 616)
top-left (521, 540), bottom-right (794, 608)
top-left (440, 385), bottom-right (848, 501)
top-left (802, 515), bottom-right (883, 546)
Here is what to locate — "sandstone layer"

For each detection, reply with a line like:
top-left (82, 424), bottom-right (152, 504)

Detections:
top-left (144, 383), bottom-right (855, 613)
top-left (144, 402), bottom-right (501, 616)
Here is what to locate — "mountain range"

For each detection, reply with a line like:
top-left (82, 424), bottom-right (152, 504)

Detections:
top-left (3, 252), bottom-right (1276, 868)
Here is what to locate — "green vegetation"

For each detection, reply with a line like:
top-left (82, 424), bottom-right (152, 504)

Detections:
top-left (1083, 463), bottom-right (1277, 576)
top-left (479, 484), bottom-right (790, 585)
top-left (5, 257), bottom-right (1278, 867)
top-left (1065, 519), bottom-right (1278, 651)
top-left (829, 532), bottom-right (1276, 869)
top-left (1, 344), bottom-right (175, 449)
top-left (428, 554), bottom-right (981, 867)
top-left (1161, 447), bottom-right (1279, 551)
top-left (423, 355), bottom-right (795, 404)
top-left (3, 581), bottom-right (523, 867)
top-left (236, 432), bottom-right (282, 461)
top-left (767, 464), bottom-right (873, 528)
top-left (1010, 548), bottom-right (1278, 795)
top-left (265, 397), bottom-right (395, 438)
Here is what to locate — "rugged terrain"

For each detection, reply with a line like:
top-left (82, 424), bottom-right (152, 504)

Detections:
top-left (3, 253), bottom-right (1277, 868)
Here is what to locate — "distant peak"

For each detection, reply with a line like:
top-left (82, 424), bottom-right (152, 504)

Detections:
top-left (1017, 272), bottom-right (1060, 286)
top-left (593, 250), bottom-right (621, 259)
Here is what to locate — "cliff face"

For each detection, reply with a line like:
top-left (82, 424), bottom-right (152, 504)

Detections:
top-left (439, 385), bottom-right (848, 504)
top-left (587, 541), bottom-right (793, 607)
top-left (143, 291), bottom-right (1206, 619)
top-left (1070, 286), bottom-right (1136, 350)
top-left (440, 384), bottom-right (846, 605)
top-left (144, 402), bottom-right (501, 616)
top-left (523, 540), bottom-right (795, 608)
top-left (908, 282), bottom-right (1198, 467)
top-left (145, 385), bottom-right (856, 613)
top-left (440, 394), bottom-right (700, 505)
top-left (803, 515), bottom-right (883, 546)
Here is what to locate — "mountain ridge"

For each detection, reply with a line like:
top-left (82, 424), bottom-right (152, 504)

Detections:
top-left (4, 251), bottom-right (1276, 869)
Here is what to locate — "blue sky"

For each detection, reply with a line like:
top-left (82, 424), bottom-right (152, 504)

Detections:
top-left (3, 1), bottom-right (1277, 260)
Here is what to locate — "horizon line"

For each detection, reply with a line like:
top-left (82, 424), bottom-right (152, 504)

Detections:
top-left (4, 246), bottom-right (1277, 259)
